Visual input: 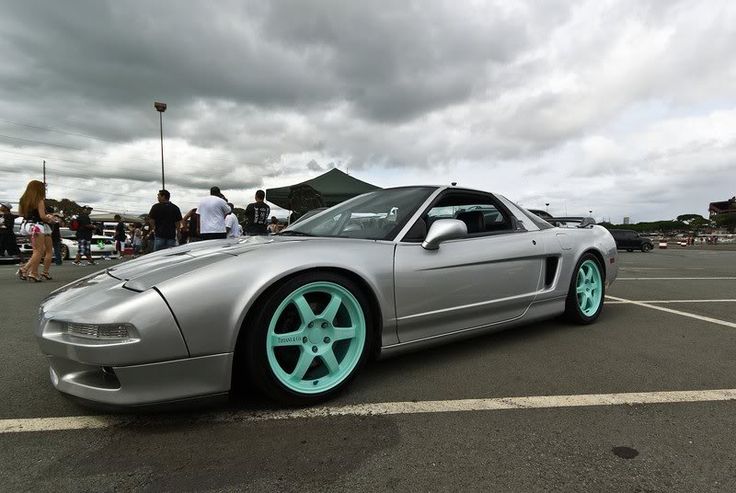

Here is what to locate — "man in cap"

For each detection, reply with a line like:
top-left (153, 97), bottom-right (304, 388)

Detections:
top-left (73, 205), bottom-right (96, 265)
top-left (0, 201), bottom-right (21, 259)
top-left (197, 186), bottom-right (231, 240)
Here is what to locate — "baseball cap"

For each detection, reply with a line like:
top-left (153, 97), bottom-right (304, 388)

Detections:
top-left (0, 201), bottom-right (11, 209)
top-left (82, 205), bottom-right (93, 210)
top-left (210, 186), bottom-right (222, 195)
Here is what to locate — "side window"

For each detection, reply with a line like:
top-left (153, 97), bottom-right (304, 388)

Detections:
top-left (425, 193), bottom-right (513, 236)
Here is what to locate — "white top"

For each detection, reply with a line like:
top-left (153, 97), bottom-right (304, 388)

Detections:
top-left (225, 213), bottom-right (240, 238)
top-left (198, 195), bottom-right (231, 234)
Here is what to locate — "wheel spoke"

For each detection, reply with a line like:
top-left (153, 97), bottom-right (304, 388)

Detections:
top-left (293, 295), bottom-right (315, 324)
top-left (576, 285), bottom-right (585, 294)
top-left (290, 350), bottom-right (314, 381)
top-left (270, 329), bottom-right (305, 347)
top-left (320, 294), bottom-right (343, 324)
top-left (333, 326), bottom-right (356, 341)
top-left (321, 350), bottom-right (340, 375)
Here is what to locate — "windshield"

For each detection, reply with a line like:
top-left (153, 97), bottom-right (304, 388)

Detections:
top-left (280, 187), bottom-right (435, 240)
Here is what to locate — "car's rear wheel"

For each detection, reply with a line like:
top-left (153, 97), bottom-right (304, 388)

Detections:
top-left (243, 272), bottom-right (373, 406)
top-left (60, 244), bottom-right (69, 260)
top-left (641, 243), bottom-right (652, 253)
top-left (564, 253), bottom-right (604, 324)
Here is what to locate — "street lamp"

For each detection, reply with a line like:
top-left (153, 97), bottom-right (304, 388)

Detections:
top-left (154, 101), bottom-right (167, 190)
top-left (545, 202), bottom-right (550, 212)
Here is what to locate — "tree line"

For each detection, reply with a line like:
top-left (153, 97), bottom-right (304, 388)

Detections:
top-left (600, 214), bottom-right (736, 234)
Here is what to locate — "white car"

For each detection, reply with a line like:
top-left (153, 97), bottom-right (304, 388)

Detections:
top-left (19, 227), bottom-right (120, 260)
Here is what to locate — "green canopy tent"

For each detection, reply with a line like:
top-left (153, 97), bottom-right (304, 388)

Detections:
top-left (266, 168), bottom-right (380, 216)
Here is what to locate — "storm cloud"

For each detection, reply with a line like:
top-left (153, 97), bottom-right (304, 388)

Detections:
top-left (0, 0), bottom-right (734, 220)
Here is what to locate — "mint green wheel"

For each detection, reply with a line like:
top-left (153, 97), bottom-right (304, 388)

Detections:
top-left (565, 253), bottom-right (604, 324)
top-left (243, 272), bottom-right (373, 405)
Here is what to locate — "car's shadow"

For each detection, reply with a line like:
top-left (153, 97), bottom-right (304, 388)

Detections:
top-left (68, 317), bottom-right (578, 421)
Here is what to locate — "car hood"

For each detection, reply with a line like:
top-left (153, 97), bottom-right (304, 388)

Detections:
top-left (108, 236), bottom-right (306, 291)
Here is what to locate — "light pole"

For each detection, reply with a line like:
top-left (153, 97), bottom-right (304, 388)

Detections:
top-left (154, 101), bottom-right (167, 190)
top-left (545, 202), bottom-right (550, 212)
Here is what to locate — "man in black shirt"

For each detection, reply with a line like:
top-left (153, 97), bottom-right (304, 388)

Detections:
top-left (0, 201), bottom-right (21, 258)
top-left (73, 206), bottom-right (96, 265)
top-left (114, 214), bottom-right (127, 258)
top-left (244, 190), bottom-right (270, 235)
top-left (148, 189), bottom-right (182, 251)
top-left (47, 206), bottom-right (62, 265)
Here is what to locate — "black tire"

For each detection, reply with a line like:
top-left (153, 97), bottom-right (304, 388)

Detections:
top-left (626, 249), bottom-right (633, 252)
top-left (564, 253), bottom-right (605, 324)
top-left (240, 271), bottom-right (374, 406)
top-left (61, 244), bottom-right (69, 260)
top-left (641, 243), bottom-right (652, 253)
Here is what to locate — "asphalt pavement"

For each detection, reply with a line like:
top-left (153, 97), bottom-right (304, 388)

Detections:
top-left (1, 246), bottom-right (736, 491)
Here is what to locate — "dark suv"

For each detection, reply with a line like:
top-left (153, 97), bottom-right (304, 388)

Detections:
top-left (609, 229), bottom-right (653, 252)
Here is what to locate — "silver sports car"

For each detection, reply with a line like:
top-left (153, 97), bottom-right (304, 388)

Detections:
top-left (36, 186), bottom-right (617, 407)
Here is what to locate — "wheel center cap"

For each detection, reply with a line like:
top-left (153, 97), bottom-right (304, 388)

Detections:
top-left (308, 319), bottom-right (331, 344)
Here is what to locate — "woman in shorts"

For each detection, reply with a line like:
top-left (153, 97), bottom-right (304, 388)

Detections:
top-left (18, 180), bottom-right (57, 282)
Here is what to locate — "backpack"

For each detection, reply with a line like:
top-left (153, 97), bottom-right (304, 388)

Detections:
top-left (70, 218), bottom-right (79, 231)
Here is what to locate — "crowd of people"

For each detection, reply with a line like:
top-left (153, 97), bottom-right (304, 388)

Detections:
top-left (8, 180), bottom-right (284, 282)
top-left (146, 186), bottom-right (276, 251)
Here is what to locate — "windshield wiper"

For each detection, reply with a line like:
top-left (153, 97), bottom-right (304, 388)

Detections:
top-left (276, 230), bottom-right (315, 236)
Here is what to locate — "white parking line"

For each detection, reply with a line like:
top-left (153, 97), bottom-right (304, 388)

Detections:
top-left (617, 277), bottom-right (736, 280)
top-left (606, 295), bottom-right (736, 328)
top-left (606, 299), bottom-right (736, 304)
top-left (3, 389), bottom-right (736, 433)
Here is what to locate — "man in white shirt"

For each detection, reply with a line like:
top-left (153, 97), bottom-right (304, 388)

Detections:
top-left (225, 203), bottom-right (241, 238)
top-left (198, 186), bottom-right (231, 240)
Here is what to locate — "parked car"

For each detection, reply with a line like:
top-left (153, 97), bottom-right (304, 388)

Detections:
top-left (35, 186), bottom-right (618, 408)
top-left (609, 229), bottom-right (654, 252)
top-left (18, 227), bottom-right (119, 260)
top-left (528, 209), bottom-right (555, 222)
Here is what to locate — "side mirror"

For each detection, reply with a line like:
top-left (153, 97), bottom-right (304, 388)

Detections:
top-left (422, 219), bottom-right (467, 250)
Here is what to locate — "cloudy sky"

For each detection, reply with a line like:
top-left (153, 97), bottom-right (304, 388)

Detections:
top-left (1, 0), bottom-right (734, 222)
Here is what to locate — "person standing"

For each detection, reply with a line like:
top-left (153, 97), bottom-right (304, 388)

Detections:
top-left (73, 206), bottom-right (96, 265)
top-left (244, 190), bottom-right (270, 236)
top-left (17, 180), bottom-right (57, 281)
top-left (114, 214), bottom-right (127, 258)
top-left (267, 216), bottom-right (281, 235)
top-left (198, 186), bottom-right (230, 240)
top-left (131, 223), bottom-right (143, 257)
top-left (0, 201), bottom-right (21, 259)
top-left (181, 208), bottom-right (201, 243)
top-left (148, 189), bottom-right (182, 251)
top-left (225, 203), bottom-right (241, 238)
top-left (47, 206), bottom-right (63, 266)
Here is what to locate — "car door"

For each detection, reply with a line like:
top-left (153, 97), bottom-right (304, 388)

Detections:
top-left (393, 191), bottom-right (544, 343)
top-left (624, 231), bottom-right (638, 249)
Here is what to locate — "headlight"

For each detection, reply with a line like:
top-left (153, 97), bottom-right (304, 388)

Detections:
top-left (63, 322), bottom-right (139, 341)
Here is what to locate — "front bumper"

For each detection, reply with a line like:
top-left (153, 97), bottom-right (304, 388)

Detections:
top-left (47, 352), bottom-right (233, 406)
top-left (36, 270), bottom-right (233, 406)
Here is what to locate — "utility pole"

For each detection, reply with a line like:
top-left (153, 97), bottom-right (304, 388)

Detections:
top-left (43, 160), bottom-right (46, 186)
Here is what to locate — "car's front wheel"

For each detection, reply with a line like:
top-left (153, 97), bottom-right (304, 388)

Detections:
top-left (60, 244), bottom-right (69, 260)
top-left (243, 272), bottom-right (373, 406)
top-left (641, 243), bottom-right (652, 253)
top-left (564, 253), bottom-right (605, 324)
